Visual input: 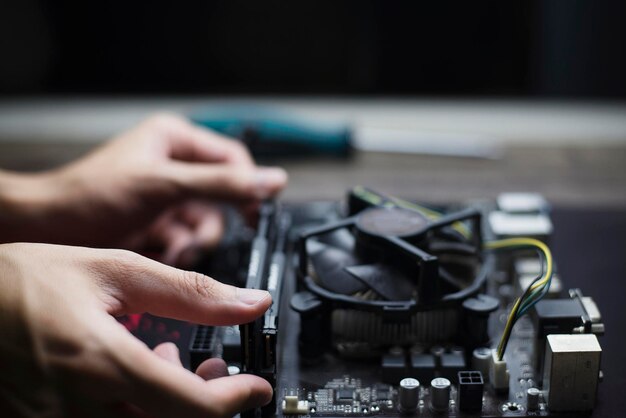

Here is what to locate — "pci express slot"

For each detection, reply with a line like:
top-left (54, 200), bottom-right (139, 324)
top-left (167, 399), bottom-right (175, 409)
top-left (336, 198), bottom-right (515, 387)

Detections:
top-left (240, 202), bottom-right (275, 374)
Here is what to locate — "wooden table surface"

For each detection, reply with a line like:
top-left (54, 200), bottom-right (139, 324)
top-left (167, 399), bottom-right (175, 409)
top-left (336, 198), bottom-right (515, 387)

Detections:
top-left (1, 142), bottom-right (625, 209)
top-left (1, 98), bottom-right (625, 209)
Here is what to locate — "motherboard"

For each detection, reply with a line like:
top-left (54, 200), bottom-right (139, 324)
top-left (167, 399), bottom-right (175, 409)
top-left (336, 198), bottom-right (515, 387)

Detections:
top-left (188, 187), bottom-right (605, 417)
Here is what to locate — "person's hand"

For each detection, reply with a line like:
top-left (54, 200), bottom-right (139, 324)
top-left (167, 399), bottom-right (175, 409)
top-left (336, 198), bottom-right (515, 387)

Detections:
top-left (0, 242), bottom-right (273, 417)
top-left (0, 113), bottom-right (287, 265)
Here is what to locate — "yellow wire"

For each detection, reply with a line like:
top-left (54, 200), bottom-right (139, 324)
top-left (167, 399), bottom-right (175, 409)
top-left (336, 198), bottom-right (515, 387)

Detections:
top-left (352, 186), bottom-right (471, 238)
top-left (354, 185), bottom-right (554, 358)
top-left (485, 238), bottom-right (553, 292)
top-left (353, 186), bottom-right (555, 359)
top-left (484, 238), bottom-right (553, 359)
top-left (391, 198), bottom-right (471, 238)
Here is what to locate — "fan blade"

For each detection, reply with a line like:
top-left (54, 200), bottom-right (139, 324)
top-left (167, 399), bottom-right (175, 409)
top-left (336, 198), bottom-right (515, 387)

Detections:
top-left (309, 240), bottom-right (368, 295)
top-left (317, 228), bottom-right (355, 252)
top-left (345, 264), bottom-right (415, 301)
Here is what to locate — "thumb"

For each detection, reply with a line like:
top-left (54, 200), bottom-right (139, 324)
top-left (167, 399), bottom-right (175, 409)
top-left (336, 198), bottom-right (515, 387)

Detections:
top-left (106, 319), bottom-right (272, 418)
top-left (93, 250), bottom-right (271, 326)
top-left (163, 162), bottom-right (287, 201)
top-left (153, 342), bottom-right (183, 366)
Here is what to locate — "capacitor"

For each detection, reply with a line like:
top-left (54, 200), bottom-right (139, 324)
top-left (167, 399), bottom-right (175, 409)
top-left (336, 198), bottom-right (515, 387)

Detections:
top-left (472, 347), bottom-right (492, 382)
top-left (527, 387), bottom-right (540, 411)
top-left (398, 378), bottom-right (420, 413)
top-left (462, 295), bottom-right (499, 346)
top-left (430, 377), bottom-right (451, 412)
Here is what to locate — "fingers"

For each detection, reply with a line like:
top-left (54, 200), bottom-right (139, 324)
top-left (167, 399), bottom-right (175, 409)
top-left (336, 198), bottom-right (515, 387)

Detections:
top-left (199, 374), bottom-right (273, 416)
top-left (149, 113), bottom-right (255, 167)
top-left (195, 358), bottom-right (229, 381)
top-left (162, 162), bottom-right (288, 202)
top-left (141, 113), bottom-right (288, 203)
top-left (137, 344), bottom-right (251, 417)
top-left (168, 202), bottom-right (224, 263)
top-left (97, 250), bottom-right (271, 326)
top-left (146, 202), bottom-right (224, 267)
top-left (158, 221), bottom-right (196, 266)
top-left (154, 343), bottom-right (229, 381)
top-left (153, 344), bottom-right (232, 382)
top-left (153, 342), bottom-right (183, 367)
top-left (184, 204), bottom-right (223, 249)
top-left (111, 328), bottom-right (272, 418)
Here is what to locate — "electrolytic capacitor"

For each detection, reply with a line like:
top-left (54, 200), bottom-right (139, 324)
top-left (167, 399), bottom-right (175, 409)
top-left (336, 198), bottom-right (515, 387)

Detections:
top-left (430, 377), bottom-right (451, 412)
top-left (398, 378), bottom-right (420, 413)
top-left (527, 387), bottom-right (540, 411)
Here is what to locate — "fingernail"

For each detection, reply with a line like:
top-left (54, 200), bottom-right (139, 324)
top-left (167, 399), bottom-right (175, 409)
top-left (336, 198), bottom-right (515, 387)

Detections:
top-left (255, 167), bottom-right (288, 199)
top-left (237, 288), bottom-right (271, 305)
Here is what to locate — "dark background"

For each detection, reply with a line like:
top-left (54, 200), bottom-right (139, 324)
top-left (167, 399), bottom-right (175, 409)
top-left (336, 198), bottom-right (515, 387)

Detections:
top-left (1, 0), bottom-right (625, 98)
top-left (0, 2), bottom-right (624, 416)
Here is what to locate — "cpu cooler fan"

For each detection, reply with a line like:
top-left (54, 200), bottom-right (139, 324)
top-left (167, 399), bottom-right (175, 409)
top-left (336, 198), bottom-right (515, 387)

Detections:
top-left (291, 187), bottom-right (497, 357)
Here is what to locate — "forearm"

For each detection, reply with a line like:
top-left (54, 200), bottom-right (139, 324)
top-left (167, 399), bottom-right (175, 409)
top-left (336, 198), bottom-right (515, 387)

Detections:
top-left (0, 169), bottom-right (63, 243)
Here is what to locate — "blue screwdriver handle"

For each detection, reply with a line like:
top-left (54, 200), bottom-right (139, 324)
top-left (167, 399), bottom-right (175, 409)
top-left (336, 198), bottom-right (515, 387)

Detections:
top-left (190, 109), bottom-right (353, 158)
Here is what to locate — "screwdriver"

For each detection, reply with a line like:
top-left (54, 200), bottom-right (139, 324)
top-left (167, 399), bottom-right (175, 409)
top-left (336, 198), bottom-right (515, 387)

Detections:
top-left (190, 106), bottom-right (501, 159)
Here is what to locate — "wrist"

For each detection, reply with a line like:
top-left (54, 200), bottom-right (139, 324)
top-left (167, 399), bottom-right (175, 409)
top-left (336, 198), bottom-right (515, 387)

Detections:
top-left (0, 170), bottom-right (64, 243)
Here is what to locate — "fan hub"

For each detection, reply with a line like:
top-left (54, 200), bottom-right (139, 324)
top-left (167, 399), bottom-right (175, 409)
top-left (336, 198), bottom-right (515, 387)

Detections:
top-left (356, 207), bottom-right (430, 238)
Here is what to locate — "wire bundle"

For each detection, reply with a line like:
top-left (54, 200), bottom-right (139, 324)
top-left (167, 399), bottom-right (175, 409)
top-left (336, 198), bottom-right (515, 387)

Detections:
top-left (484, 238), bottom-right (554, 360)
top-left (352, 187), bottom-right (554, 360)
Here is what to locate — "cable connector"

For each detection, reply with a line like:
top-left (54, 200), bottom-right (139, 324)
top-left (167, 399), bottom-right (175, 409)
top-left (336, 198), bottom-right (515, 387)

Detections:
top-left (489, 349), bottom-right (510, 392)
top-left (282, 396), bottom-right (309, 415)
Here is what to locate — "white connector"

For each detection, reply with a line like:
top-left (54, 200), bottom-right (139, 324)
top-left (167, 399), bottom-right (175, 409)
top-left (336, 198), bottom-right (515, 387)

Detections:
top-left (282, 395), bottom-right (309, 415)
top-left (489, 349), bottom-right (510, 392)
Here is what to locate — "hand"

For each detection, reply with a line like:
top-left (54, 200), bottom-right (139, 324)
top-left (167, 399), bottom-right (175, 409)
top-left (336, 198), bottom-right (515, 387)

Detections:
top-left (0, 243), bottom-right (273, 417)
top-left (0, 113), bottom-right (287, 265)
